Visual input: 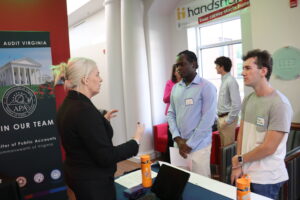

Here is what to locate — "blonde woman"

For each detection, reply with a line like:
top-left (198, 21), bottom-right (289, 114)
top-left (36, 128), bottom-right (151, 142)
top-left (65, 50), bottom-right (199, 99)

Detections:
top-left (53, 58), bottom-right (144, 200)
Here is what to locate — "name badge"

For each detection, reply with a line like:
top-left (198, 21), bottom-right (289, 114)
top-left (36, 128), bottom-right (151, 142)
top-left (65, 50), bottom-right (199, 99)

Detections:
top-left (185, 98), bottom-right (193, 106)
top-left (256, 117), bottom-right (265, 126)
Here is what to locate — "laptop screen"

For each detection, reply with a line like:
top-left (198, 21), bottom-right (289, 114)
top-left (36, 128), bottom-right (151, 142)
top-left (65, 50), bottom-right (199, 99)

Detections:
top-left (151, 164), bottom-right (190, 200)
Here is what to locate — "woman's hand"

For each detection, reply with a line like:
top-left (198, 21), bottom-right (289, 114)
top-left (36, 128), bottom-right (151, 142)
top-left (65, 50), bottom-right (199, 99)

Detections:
top-left (133, 122), bottom-right (145, 144)
top-left (104, 109), bottom-right (118, 121)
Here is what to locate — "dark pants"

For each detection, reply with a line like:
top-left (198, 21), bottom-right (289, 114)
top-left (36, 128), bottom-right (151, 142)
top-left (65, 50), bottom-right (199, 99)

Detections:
top-left (251, 181), bottom-right (284, 200)
top-left (162, 124), bottom-right (174, 163)
top-left (66, 175), bottom-right (116, 200)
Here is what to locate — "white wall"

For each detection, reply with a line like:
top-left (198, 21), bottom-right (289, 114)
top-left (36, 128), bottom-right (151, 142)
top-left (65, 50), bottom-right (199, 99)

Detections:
top-left (249, 0), bottom-right (300, 122)
top-left (144, 0), bottom-right (186, 126)
top-left (68, 9), bottom-right (109, 110)
top-left (169, 11), bottom-right (188, 61)
top-left (146, 15), bottom-right (171, 125)
top-left (145, 3), bottom-right (173, 126)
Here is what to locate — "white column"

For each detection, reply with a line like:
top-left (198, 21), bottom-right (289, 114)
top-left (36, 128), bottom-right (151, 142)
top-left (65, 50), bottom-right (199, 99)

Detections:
top-left (31, 69), bottom-right (36, 84)
top-left (35, 69), bottom-right (39, 84)
top-left (6, 70), bottom-right (9, 85)
top-left (28, 68), bottom-right (31, 84)
top-left (38, 69), bottom-right (41, 84)
top-left (26, 68), bottom-right (30, 85)
top-left (121, 0), bottom-right (153, 154)
top-left (104, 0), bottom-right (127, 145)
top-left (18, 67), bottom-right (22, 84)
top-left (10, 67), bottom-right (15, 85)
top-left (21, 67), bottom-right (26, 84)
top-left (31, 69), bottom-right (34, 84)
top-left (17, 67), bottom-right (21, 85)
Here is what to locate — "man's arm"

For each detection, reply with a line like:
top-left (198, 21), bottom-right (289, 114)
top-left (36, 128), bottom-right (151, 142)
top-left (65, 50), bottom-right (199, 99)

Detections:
top-left (167, 87), bottom-right (180, 139)
top-left (232, 130), bottom-right (285, 167)
top-left (231, 120), bottom-right (244, 184)
top-left (231, 129), bottom-right (285, 185)
top-left (226, 81), bottom-right (241, 124)
top-left (236, 120), bottom-right (244, 155)
top-left (186, 83), bottom-right (217, 149)
top-left (174, 137), bottom-right (192, 158)
top-left (167, 87), bottom-right (191, 158)
top-left (233, 100), bottom-right (292, 167)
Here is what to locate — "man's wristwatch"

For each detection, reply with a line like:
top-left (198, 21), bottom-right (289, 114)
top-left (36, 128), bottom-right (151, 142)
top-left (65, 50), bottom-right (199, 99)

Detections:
top-left (238, 155), bottom-right (243, 165)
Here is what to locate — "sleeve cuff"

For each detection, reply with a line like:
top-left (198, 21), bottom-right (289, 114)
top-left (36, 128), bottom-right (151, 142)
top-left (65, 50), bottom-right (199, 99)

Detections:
top-left (133, 138), bottom-right (140, 145)
top-left (172, 130), bottom-right (180, 140)
top-left (186, 139), bottom-right (195, 149)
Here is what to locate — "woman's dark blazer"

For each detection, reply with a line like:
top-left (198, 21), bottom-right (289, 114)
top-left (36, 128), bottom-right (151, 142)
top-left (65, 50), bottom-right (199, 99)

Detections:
top-left (56, 90), bottom-right (139, 181)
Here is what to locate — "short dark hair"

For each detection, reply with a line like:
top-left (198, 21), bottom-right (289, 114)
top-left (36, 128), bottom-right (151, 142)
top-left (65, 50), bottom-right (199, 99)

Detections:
top-left (243, 49), bottom-right (273, 80)
top-left (177, 50), bottom-right (198, 69)
top-left (214, 56), bottom-right (232, 72)
top-left (171, 64), bottom-right (177, 83)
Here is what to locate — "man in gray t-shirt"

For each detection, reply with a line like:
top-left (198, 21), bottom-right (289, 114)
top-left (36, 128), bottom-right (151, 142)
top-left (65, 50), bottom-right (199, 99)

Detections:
top-left (230, 49), bottom-right (293, 200)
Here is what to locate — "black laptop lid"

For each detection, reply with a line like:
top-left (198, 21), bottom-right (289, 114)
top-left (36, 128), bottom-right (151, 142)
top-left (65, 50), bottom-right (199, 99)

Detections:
top-left (151, 164), bottom-right (190, 200)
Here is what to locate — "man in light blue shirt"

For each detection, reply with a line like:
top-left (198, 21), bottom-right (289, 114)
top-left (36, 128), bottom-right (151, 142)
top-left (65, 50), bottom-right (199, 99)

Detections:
top-left (167, 50), bottom-right (217, 177)
top-left (215, 56), bottom-right (241, 146)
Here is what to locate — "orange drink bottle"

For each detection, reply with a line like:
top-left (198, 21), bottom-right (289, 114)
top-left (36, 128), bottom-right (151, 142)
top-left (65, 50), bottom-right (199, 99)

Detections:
top-left (140, 154), bottom-right (152, 188)
top-left (236, 174), bottom-right (251, 200)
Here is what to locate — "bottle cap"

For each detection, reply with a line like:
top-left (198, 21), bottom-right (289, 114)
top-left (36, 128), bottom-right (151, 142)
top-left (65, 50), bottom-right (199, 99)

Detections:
top-left (141, 154), bottom-right (151, 164)
top-left (236, 174), bottom-right (251, 188)
top-left (140, 154), bottom-right (150, 162)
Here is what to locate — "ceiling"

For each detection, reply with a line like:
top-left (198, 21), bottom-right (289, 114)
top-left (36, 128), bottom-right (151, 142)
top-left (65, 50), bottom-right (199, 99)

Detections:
top-left (67, 0), bottom-right (182, 28)
top-left (68, 0), bottom-right (105, 27)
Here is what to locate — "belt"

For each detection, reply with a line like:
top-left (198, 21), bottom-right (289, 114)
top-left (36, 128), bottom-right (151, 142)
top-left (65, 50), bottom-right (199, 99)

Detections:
top-left (218, 112), bottom-right (229, 118)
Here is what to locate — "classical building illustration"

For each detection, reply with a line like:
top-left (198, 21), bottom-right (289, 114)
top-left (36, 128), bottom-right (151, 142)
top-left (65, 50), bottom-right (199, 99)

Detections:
top-left (0, 57), bottom-right (51, 86)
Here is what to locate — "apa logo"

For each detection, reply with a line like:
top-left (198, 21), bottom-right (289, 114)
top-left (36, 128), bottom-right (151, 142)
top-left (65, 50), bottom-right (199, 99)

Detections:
top-left (177, 7), bottom-right (186, 20)
top-left (2, 86), bottom-right (37, 118)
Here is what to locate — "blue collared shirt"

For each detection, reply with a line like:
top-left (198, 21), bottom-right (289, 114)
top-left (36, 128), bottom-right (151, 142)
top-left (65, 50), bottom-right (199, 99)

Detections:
top-left (167, 75), bottom-right (217, 152)
top-left (217, 73), bottom-right (241, 124)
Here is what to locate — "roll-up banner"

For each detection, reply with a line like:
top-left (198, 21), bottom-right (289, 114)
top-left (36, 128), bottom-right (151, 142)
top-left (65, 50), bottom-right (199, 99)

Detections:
top-left (0, 31), bottom-right (67, 200)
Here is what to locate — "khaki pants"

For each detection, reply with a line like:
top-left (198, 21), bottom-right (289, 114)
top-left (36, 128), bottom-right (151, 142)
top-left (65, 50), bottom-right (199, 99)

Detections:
top-left (190, 144), bottom-right (211, 177)
top-left (173, 143), bottom-right (211, 177)
top-left (217, 116), bottom-right (238, 146)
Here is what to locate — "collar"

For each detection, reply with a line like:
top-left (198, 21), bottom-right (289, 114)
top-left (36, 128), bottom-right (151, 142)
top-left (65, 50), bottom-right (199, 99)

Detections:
top-left (179, 74), bottom-right (202, 86)
top-left (67, 90), bottom-right (91, 103)
top-left (221, 73), bottom-right (230, 81)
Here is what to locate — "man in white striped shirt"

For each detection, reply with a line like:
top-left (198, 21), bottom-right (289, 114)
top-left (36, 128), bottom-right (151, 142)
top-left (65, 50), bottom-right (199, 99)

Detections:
top-left (215, 56), bottom-right (241, 146)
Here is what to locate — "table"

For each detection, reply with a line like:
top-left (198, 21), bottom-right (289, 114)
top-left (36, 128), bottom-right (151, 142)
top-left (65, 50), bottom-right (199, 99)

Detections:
top-left (115, 162), bottom-right (271, 200)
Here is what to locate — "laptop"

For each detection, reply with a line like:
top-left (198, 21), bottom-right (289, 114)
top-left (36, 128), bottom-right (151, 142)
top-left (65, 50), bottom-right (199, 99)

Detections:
top-left (137, 164), bottom-right (190, 200)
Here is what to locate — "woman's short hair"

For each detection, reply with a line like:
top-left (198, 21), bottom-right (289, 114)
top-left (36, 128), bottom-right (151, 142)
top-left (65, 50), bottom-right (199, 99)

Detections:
top-left (52, 57), bottom-right (97, 89)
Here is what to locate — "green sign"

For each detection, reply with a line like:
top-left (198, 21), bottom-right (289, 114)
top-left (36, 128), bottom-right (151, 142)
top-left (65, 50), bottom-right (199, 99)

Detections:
top-left (273, 46), bottom-right (300, 80)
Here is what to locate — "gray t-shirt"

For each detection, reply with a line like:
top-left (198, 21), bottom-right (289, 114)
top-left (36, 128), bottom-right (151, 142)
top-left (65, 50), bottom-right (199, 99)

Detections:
top-left (241, 90), bottom-right (293, 184)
